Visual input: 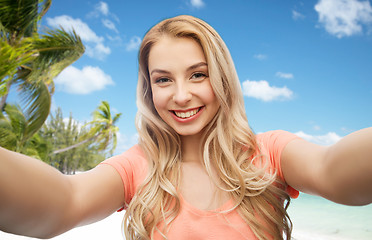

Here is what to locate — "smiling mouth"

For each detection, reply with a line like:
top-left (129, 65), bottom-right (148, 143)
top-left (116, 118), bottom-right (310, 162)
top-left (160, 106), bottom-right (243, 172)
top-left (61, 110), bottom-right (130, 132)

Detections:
top-left (172, 107), bottom-right (202, 119)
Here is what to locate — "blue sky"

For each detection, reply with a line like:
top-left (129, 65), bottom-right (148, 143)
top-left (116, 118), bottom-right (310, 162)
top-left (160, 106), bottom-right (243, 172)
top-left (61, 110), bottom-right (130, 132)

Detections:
top-left (35, 0), bottom-right (372, 154)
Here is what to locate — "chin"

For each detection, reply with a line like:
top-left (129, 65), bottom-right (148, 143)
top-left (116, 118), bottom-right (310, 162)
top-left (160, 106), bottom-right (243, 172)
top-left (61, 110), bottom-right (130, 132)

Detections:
top-left (175, 128), bottom-right (204, 137)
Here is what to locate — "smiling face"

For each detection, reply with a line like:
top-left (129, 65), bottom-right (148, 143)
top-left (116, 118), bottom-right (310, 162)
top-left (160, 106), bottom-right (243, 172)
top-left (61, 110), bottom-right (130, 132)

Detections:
top-left (148, 36), bottom-right (220, 137)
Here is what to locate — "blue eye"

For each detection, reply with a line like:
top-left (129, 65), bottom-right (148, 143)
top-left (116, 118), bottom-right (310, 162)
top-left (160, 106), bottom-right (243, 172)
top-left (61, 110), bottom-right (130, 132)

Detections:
top-left (155, 77), bottom-right (170, 83)
top-left (191, 72), bottom-right (207, 79)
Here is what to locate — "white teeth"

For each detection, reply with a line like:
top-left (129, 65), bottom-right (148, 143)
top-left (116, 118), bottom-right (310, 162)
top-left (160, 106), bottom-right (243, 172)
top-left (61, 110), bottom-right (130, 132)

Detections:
top-left (174, 108), bottom-right (199, 119)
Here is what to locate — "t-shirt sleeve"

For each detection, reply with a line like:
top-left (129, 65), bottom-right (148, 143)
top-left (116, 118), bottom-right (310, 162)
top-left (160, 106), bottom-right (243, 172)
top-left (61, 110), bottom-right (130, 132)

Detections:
top-left (257, 130), bottom-right (301, 198)
top-left (98, 145), bottom-right (148, 209)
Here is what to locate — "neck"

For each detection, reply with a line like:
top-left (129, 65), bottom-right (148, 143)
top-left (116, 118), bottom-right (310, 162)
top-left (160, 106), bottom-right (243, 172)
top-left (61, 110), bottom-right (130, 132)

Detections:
top-left (180, 132), bottom-right (204, 163)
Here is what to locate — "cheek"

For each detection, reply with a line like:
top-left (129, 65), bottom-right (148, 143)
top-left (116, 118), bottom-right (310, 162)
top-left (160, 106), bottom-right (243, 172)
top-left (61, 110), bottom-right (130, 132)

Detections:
top-left (200, 83), bottom-right (217, 105)
top-left (152, 90), bottom-right (168, 114)
top-left (205, 90), bottom-right (216, 103)
top-left (200, 84), bottom-right (220, 117)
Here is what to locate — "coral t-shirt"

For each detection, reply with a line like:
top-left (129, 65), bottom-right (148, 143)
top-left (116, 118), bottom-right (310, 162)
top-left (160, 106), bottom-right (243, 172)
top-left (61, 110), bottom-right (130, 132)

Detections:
top-left (99, 130), bottom-right (299, 239)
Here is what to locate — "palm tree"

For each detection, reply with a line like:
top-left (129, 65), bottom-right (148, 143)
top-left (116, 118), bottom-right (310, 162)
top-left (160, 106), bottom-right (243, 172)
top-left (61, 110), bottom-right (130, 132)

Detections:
top-left (0, 0), bottom-right (84, 142)
top-left (39, 108), bottom-right (106, 174)
top-left (52, 101), bottom-right (122, 155)
top-left (0, 103), bottom-right (48, 159)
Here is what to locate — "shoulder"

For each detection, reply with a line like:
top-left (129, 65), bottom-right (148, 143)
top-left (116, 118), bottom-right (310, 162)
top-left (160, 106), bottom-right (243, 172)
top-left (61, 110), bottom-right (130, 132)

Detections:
top-left (99, 145), bottom-right (149, 202)
top-left (256, 130), bottom-right (301, 198)
top-left (256, 130), bottom-right (299, 154)
top-left (256, 130), bottom-right (299, 146)
top-left (256, 129), bottom-right (300, 157)
top-left (255, 131), bottom-right (298, 169)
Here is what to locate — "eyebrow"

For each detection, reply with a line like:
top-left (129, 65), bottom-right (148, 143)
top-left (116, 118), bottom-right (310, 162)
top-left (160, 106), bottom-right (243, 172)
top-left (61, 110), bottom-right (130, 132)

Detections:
top-left (150, 62), bottom-right (208, 76)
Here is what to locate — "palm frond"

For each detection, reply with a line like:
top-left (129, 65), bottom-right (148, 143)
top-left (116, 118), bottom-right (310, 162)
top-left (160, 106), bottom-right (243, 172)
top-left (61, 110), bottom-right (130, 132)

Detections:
top-left (28, 28), bottom-right (85, 84)
top-left (0, 0), bottom-right (40, 39)
top-left (16, 79), bottom-right (51, 139)
top-left (112, 113), bottom-right (122, 124)
top-left (0, 0), bottom-right (86, 155)
top-left (0, 37), bottom-right (36, 93)
top-left (92, 100), bottom-right (111, 120)
top-left (22, 132), bottom-right (48, 159)
top-left (0, 104), bottom-right (26, 150)
top-left (0, 118), bottom-right (18, 149)
top-left (39, 0), bottom-right (51, 18)
top-left (51, 101), bottom-right (121, 156)
top-left (83, 101), bottom-right (121, 153)
top-left (3, 103), bottom-right (27, 137)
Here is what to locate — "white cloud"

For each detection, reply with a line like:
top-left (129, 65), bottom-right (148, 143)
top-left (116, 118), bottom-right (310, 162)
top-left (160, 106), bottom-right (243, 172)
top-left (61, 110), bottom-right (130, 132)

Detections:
top-left (55, 66), bottom-right (114, 94)
top-left (107, 35), bottom-right (122, 43)
top-left (242, 80), bottom-right (293, 102)
top-left (292, 10), bottom-right (305, 20)
top-left (295, 131), bottom-right (342, 145)
top-left (96, 1), bottom-right (109, 15)
top-left (102, 19), bottom-right (118, 33)
top-left (85, 43), bottom-right (111, 60)
top-left (87, 2), bottom-right (120, 37)
top-left (88, 1), bottom-right (119, 22)
top-left (46, 15), bottom-right (101, 42)
top-left (276, 72), bottom-right (294, 79)
top-left (126, 36), bottom-right (142, 51)
top-left (190, 0), bottom-right (205, 8)
top-left (315, 0), bottom-right (372, 38)
top-left (46, 15), bottom-right (111, 60)
top-left (253, 54), bottom-right (267, 60)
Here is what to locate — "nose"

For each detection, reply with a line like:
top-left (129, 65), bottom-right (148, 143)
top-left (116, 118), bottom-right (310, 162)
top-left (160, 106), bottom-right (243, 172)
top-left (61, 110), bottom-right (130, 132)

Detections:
top-left (172, 83), bottom-right (192, 106)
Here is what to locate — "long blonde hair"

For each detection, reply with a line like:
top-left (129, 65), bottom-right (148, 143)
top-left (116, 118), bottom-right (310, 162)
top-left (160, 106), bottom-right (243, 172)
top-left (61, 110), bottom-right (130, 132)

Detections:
top-left (124, 15), bottom-right (292, 240)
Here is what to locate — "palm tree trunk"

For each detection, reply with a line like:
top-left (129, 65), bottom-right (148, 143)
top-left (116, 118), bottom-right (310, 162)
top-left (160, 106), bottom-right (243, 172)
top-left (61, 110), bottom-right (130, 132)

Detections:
top-left (51, 135), bottom-right (97, 155)
top-left (0, 80), bottom-right (12, 111)
top-left (0, 95), bottom-right (7, 111)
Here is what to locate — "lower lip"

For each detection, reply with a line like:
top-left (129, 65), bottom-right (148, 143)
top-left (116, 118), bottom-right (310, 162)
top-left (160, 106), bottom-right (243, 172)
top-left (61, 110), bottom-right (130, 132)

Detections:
top-left (171, 107), bottom-right (204, 123)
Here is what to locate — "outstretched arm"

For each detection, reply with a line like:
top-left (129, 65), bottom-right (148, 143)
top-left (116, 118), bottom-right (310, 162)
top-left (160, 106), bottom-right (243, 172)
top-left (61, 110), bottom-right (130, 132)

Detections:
top-left (0, 147), bottom-right (124, 239)
top-left (281, 127), bottom-right (372, 206)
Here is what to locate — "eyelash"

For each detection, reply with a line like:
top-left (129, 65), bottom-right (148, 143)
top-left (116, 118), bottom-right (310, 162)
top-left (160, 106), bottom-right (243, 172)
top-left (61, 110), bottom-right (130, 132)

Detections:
top-left (191, 72), bottom-right (208, 79)
top-left (155, 77), bottom-right (170, 84)
top-left (153, 72), bottom-right (208, 84)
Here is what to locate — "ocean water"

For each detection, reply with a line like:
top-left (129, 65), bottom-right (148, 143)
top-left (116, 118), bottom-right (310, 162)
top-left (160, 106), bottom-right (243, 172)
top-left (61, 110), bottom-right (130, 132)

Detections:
top-left (289, 193), bottom-right (372, 240)
top-left (1, 193), bottom-right (371, 239)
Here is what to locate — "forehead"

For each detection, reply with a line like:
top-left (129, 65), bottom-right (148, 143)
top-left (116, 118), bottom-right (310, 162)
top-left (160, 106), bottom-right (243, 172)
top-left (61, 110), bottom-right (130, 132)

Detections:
top-left (148, 36), bottom-right (206, 72)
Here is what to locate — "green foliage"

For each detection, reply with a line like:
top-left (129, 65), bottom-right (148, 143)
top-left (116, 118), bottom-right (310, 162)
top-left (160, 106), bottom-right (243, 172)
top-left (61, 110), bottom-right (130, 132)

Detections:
top-left (39, 108), bottom-right (107, 174)
top-left (52, 101), bottom-right (122, 156)
top-left (0, 0), bottom-right (40, 39)
top-left (0, 37), bottom-right (36, 89)
top-left (0, 0), bottom-right (85, 148)
top-left (85, 101), bottom-right (122, 155)
top-left (0, 1), bottom-right (121, 174)
top-left (26, 28), bottom-right (84, 87)
top-left (0, 103), bottom-right (47, 159)
top-left (0, 101), bottom-right (121, 174)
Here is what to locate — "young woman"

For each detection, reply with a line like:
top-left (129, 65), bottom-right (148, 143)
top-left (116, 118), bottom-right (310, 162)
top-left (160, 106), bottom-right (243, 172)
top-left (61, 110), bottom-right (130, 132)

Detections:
top-left (0, 15), bottom-right (371, 240)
